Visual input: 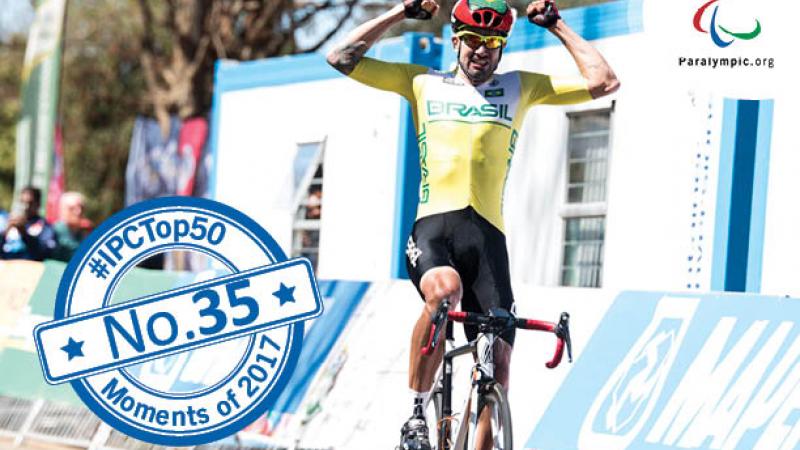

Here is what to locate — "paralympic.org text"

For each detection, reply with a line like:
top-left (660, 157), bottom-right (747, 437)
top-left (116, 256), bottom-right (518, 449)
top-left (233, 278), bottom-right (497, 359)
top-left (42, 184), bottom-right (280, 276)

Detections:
top-left (678, 56), bottom-right (775, 69)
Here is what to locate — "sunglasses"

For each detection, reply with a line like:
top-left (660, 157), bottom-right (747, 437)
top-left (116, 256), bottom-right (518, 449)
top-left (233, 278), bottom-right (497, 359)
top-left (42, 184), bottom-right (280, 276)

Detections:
top-left (456, 31), bottom-right (507, 50)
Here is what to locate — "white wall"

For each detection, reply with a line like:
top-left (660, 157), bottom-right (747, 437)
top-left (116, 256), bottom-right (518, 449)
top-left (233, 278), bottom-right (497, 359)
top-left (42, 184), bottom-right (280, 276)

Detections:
top-left (602, 80), bottom-right (724, 292)
top-left (214, 75), bottom-right (403, 281)
top-left (758, 94), bottom-right (800, 297)
top-left (500, 34), bottom-right (726, 292)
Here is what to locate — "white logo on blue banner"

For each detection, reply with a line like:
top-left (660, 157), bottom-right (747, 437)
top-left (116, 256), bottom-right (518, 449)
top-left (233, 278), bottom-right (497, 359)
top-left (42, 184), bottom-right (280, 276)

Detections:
top-left (32, 197), bottom-right (323, 446)
top-left (579, 297), bottom-right (699, 450)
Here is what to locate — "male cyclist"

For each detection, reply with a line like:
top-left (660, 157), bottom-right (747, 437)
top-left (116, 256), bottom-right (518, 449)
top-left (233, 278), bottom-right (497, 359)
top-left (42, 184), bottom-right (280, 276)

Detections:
top-left (327, 1), bottom-right (618, 449)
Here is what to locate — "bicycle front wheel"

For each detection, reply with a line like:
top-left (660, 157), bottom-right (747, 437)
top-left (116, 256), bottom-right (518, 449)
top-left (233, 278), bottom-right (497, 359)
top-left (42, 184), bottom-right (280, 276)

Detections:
top-left (470, 382), bottom-right (512, 450)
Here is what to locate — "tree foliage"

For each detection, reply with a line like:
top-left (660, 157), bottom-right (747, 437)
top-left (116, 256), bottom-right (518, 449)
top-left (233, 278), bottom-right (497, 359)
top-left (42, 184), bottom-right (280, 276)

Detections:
top-left (137, 0), bottom-right (360, 132)
top-left (59, 0), bottom-right (147, 220)
top-left (0, 37), bottom-right (25, 210)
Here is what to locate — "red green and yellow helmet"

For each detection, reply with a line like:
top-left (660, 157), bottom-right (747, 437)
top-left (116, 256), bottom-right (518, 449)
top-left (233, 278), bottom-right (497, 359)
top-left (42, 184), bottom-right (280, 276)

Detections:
top-left (451, 0), bottom-right (516, 36)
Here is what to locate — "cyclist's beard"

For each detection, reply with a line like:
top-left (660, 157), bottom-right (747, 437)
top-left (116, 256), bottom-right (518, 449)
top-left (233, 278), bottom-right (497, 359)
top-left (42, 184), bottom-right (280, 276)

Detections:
top-left (457, 43), bottom-right (501, 86)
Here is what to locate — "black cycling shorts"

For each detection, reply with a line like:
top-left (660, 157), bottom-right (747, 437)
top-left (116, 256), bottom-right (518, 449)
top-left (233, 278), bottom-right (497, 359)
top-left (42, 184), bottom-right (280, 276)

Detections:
top-left (405, 206), bottom-right (515, 346)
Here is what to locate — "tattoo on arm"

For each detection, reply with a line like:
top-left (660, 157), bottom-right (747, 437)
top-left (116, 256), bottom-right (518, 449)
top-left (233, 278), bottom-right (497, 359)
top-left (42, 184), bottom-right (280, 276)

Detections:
top-left (328, 41), bottom-right (368, 75)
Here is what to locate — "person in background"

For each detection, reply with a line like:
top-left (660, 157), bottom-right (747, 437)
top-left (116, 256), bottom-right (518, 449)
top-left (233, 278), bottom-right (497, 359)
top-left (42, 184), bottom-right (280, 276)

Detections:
top-left (0, 186), bottom-right (58, 261)
top-left (305, 186), bottom-right (322, 220)
top-left (53, 191), bottom-right (93, 262)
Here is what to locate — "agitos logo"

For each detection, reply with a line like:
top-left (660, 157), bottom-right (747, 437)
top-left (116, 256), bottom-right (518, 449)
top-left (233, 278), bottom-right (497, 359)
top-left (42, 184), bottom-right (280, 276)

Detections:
top-left (693, 0), bottom-right (761, 48)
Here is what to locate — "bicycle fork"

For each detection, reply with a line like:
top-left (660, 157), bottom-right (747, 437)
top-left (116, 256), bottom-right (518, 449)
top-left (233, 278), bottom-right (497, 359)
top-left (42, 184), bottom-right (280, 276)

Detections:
top-left (438, 337), bottom-right (473, 450)
top-left (465, 333), bottom-right (495, 450)
top-left (439, 347), bottom-right (455, 450)
top-left (437, 333), bottom-right (496, 450)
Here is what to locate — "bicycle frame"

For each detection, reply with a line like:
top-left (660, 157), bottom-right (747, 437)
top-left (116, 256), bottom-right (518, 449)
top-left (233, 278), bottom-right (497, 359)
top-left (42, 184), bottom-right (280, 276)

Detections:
top-left (421, 302), bottom-right (572, 450)
top-left (430, 329), bottom-right (501, 450)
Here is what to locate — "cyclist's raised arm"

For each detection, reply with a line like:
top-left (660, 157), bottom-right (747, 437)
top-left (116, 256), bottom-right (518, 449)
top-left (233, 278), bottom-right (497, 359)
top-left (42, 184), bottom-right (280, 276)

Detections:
top-left (326, 0), bottom-right (439, 75)
top-left (526, 0), bottom-right (620, 99)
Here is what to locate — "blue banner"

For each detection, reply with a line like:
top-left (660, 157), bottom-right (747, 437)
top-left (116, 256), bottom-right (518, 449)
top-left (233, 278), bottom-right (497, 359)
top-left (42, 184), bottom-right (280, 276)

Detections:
top-left (527, 291), bottom-right (800, 450)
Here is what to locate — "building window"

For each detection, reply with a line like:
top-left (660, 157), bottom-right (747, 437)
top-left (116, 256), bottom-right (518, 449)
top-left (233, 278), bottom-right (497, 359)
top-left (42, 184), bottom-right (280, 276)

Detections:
top-left (560, 111), bottom-right (611, 288)
top-left (291, 140), bottom-right (325, 272)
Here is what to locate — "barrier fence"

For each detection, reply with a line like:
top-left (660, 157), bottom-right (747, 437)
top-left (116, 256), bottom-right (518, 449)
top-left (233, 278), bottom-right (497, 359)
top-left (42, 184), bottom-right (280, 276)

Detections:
top-left (0, 395), bottom-right (332, 450)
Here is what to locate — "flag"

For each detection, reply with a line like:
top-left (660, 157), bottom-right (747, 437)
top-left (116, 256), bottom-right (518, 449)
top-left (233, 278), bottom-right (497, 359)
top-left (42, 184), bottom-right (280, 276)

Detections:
top-left (45, 122), bottom-right (64, 222)
top-left (15, 0), bottom-right (67, 209)
top-left (125, 115), bottom-right (182, 206)
top-left (176, 117), bottom-right (208, 196)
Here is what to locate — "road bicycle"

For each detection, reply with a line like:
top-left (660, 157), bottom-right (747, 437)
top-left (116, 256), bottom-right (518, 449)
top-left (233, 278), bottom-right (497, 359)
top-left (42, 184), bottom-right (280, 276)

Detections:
top-left (419, 300), bottom-right (572, 450)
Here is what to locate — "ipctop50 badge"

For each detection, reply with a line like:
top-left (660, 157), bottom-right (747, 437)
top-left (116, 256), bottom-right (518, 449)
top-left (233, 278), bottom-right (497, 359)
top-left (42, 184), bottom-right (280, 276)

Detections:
top-left (33, 197), bottom-right (323, 446)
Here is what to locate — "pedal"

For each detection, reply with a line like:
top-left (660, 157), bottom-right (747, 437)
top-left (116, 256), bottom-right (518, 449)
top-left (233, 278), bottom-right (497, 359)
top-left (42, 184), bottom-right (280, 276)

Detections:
top-left (398, 439), bottom-right (432, 450)
top-left (399, 415), bottom-right (432, 450)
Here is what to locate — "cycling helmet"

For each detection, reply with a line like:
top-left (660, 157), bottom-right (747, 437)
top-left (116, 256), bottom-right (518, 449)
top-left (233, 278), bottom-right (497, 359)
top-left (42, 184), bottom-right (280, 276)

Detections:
top-left (451, 0), bottom-right (516, 36)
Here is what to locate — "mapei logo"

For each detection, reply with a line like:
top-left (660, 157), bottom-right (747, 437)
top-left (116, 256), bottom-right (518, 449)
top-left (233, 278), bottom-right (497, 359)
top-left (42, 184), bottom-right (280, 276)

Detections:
top-left (693, 0), bottom-right (762, 48)
top-left (602, 329), bottom-right (674, 434)
top-left (578, 297), bottom-right (699, 450)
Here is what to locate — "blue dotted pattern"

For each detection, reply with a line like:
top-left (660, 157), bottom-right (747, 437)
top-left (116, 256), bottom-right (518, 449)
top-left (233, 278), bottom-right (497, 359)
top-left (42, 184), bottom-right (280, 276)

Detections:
top-left (687, 98), bottom-right (714, 290)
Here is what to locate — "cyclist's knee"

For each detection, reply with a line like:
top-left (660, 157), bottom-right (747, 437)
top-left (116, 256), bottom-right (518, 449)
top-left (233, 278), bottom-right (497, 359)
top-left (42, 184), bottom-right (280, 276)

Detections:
top-left (420, 266), bottom-right (462, 314)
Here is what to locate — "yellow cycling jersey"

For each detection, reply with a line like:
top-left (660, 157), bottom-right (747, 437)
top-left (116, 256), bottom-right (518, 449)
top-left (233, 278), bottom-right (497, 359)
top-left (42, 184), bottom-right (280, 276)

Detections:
top-left (349, 57), bottom-right (592, 232)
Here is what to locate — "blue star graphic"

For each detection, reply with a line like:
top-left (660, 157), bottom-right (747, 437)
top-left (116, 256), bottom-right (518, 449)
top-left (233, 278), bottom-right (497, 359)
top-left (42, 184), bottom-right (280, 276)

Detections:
top-left (61, 337), bottom-right (85, 361)
top-left (272, 283), bottom-right (296, 306)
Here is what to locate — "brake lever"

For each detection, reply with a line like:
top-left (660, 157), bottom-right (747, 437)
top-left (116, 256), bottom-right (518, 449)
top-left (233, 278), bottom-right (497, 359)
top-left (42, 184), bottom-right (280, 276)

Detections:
top-left (422, 300), bottom-right (450, 355)
top-left (556, 312), bottom-right (572, 363)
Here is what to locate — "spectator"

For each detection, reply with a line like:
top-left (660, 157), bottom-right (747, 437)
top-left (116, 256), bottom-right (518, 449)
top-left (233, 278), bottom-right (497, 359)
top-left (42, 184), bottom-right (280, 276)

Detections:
top-left (53, 191), bottom-right (93, 262)
top-left (305, 187), bottom-right (322, 220)
top-left (0, 186), bottom-right (57, 261)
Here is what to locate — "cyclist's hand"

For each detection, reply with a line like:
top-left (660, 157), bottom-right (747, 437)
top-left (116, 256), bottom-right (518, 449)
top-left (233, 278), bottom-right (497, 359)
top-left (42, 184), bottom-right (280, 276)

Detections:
top-left (403, 0), bottom-right (439, 20)
top-left (527, 0), bottom-right (561, 28)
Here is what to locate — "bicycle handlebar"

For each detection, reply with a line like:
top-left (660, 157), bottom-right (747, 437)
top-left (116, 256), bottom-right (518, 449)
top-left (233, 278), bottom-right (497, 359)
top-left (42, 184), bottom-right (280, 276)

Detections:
top-left (526, 312), bottom-right (572, 368)
top-left (421, 301), bottom-right (573, 369)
